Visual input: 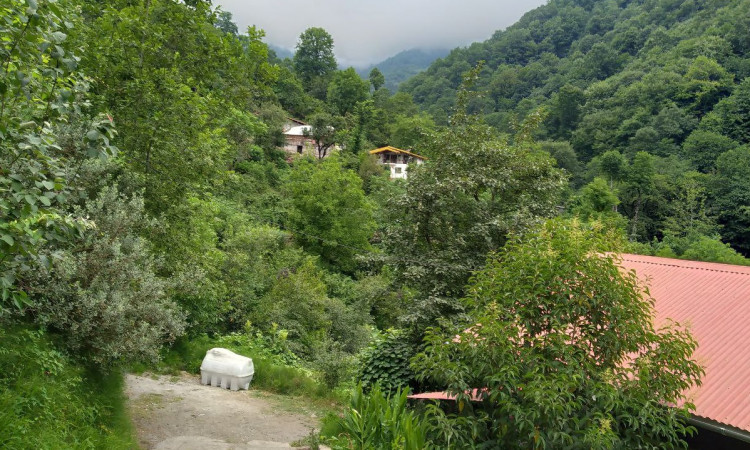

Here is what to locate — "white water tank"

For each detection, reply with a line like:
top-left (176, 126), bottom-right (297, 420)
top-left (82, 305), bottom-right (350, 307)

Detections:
top-left (200, 348), bottom-right (254, 391)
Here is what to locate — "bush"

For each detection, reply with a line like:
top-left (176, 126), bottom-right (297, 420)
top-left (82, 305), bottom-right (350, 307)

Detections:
top-left (358, 329), bottom-right (417, 394)
top-left (323, 384), bottom-right (429, 450)
top-left (27, 186), bottom-right (186, 367)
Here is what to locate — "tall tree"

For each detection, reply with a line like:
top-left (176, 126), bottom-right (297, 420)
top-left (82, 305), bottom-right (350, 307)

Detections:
top-left (293, 27), bottom-right (337, 99)
top-left (327, 68), bottom-right (370, 116)
top-left (285, 158), bottom-right (376, 273)
top-left (303, 112), bottom-right (340, 159)
top-left (0, 0), bottom-right (116, 312)
top-left (712, 146), bottom-right (750, 256)
top-left (215, 10), bottom-right (238, 35)
top-left (379, 67), bottom-right (565, 332)
top-left (369, 67), bottom-right (386, 91)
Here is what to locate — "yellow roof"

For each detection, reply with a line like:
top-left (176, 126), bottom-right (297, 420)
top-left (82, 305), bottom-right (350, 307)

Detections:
top-left (369, 146), bottom-right (427, 160)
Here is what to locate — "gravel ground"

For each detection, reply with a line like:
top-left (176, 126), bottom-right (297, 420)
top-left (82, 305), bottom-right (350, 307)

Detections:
top-left (125, 373), bottom-right (319, 450)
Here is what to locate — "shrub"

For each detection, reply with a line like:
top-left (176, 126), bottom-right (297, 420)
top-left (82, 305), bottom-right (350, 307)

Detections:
top-left (358, 329), bottom-right (417, 394)
top-left (27, 186), bottom-right (186, 367)
top-left (323, 384), bottom-right (430, 450)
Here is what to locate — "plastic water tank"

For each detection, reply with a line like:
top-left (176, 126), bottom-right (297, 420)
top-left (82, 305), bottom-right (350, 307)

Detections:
top-left (200, 348), bottom-right (254, 391)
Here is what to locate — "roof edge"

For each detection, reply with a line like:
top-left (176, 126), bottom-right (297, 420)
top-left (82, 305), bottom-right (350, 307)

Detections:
top-left (689, 416), bottom-right (750, 443)
top-left (369, 146), bottom-right (427, 160)
top-left (620, 253), bottom-right (750, 277)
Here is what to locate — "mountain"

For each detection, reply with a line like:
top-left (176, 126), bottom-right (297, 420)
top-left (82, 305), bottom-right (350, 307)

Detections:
top-left (401, 0), bottom-right (750, 148)
top-left (268, 43), bottom-right (294, 60)
top-left (400, 0), bottom-right (750, 254)
top-left (358, 48), bottom-right (450, 92)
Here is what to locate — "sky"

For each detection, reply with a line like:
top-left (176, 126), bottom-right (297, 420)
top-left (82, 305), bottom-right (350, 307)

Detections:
top-left (214, 0), bottom-right (546, 67)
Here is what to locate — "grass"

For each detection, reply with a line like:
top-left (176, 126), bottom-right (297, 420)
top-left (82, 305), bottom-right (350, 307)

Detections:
top-left (0, 325), bottom-right (139, 449)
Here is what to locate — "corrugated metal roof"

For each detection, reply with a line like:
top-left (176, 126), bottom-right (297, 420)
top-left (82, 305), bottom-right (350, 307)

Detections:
top-left (620, 254), bottom-right (750, 433)
top-left (369, 146), bottom-right (427, 160)
top-left (409, 254), bottom-right (750, 433)
top-left (283, 125), bottom-right (311, 136)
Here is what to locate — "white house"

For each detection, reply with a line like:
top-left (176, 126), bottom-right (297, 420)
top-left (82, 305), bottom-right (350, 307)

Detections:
top-left (369, 146), bottom-right (426, 180)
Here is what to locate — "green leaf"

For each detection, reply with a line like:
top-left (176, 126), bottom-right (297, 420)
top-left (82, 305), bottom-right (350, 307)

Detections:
top-left (50, 31), bottom-right (67, 44)
top-left (38, 196), bottom-right (51, 206)
top-left (1, 235), bottom-right (14, 246)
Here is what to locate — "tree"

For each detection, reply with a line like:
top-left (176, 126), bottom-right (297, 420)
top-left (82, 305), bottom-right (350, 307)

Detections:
top-left (285, 158), bottom-right (376, 273)
top-left (303, 112), bottom-right (340, 159)
top-left (622, 152), bottom-right (657, 241)
top-left (711, 146), bottom-right (750, 255)
top-left (599, 150), bottom-right (627, 188)
top-left (27, 186), bottom-right (186, 367)
top-left (414, 219), bottom-right (703, 449)
top-left (369, 67), bottom-right (386, 91)
top-left (215, 10), bottom-right (238, 35)
top-left (379, 68), bottom-right (565, 332)
top-left (547, 84), bottom-right (585, 139)
top-left (80, 0), bottom-right (278, 209)
top-left (327, 68), bottom-right (370, 116)
top-left (294, 27), bottom-right (337, 99)
top-left (701, 77), bottom-right (750, 145)
top-left (389, 114), bottom-right (436, 150)
top-left (571, 177), bottom-right (620, 218)
top-left (0, 0), bottom-right (117, 312)
top-left (682, 130), bottom-right (738, 173)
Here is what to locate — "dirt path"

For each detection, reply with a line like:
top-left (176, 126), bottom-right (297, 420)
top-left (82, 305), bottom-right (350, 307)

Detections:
top-left (125, 373), bottom-right (320, 450)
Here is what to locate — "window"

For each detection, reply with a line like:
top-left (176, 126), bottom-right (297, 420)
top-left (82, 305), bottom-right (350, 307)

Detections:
top-left (395, 167), bottom-right (402, 174)
top-left (297, 145), bottom-right (303, 154)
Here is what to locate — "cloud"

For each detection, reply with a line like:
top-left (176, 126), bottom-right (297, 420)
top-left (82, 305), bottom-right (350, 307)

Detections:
top-left (214, 0), bottom-right (546, 67)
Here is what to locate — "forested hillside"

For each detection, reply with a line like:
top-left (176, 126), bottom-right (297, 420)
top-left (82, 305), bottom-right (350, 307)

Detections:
top-left (357, 48), bottom-right (450, 92)
top-left (0, 0), bottom-right (728, 447)
top-left (403, 0), bottom-right (750, 258)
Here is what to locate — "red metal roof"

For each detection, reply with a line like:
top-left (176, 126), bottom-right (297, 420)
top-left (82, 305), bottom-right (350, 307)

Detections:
top-left (409, 254), bottom-right (750, 433)
top-left (620, 254), bottom-right (750, 432)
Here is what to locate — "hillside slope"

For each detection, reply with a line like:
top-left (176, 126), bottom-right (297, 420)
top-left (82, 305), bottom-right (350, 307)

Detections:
top-left (402, 0), bottom-right (750, 255)
top-left (359, 48), bottom-right (449, 91)
top-left (402, 0), bottom-right (750, 153)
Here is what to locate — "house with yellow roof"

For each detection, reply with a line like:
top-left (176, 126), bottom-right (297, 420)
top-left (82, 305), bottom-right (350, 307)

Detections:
top-left (369, 146), bottom-right (426, 180)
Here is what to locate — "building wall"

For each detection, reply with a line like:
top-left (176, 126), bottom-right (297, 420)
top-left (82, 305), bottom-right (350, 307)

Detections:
top-left (283, 135), bottom-right (318, 158)
top-left (375, 151), bottom-right (424, 179)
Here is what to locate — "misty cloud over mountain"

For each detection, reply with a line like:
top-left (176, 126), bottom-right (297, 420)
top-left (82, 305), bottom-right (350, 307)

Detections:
top-left (215, 0), bottom-right (546, 66)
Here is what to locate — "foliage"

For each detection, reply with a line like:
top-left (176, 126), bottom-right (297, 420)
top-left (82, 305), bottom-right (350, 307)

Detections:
top-left (570, 177), bottom-right (620, 218)
top-left (327, 68), bottom-right (370, 116)
top-left (379, 70), bottom-right (565, 333)
top-left (303, 112), bottom-right (341, 159)
top-left (0, 0), bottom-right (116, 312)
top-left (294, 27), bottom-right (337, 99)
top-left (0, 326), bottom-right (136, 449)
top-left (711, 146), bottom-right (750, 255)
top-left (369, 67), bottom-right (385, 91)
top-left (413, 219), bottom-right (704, 449)
top-left (286, 157), bottom-right (376, 274)
top-left (80, 0), bottom-right (277, 208)
top-left (399, 0), bottom-right (750, 255)
top-left (324, 385), bottom-right (430, 450)
top-left (358, 329), bottom-right (417, 394)
top-left (26, 185), bottom-right (186, 367)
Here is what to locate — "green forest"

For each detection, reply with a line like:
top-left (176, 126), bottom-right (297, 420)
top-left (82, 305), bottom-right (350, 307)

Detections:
top-left (0, 0), bottom-right (746, 448)
top-left (403, 0), bottom-right (750, 264)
